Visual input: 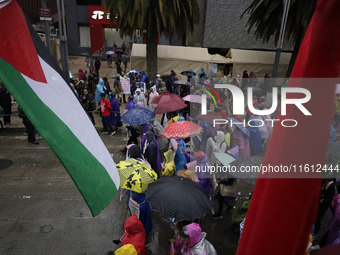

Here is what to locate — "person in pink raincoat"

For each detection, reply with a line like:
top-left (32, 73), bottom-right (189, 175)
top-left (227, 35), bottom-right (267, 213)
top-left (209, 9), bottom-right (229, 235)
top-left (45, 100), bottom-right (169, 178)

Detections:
top-left (171, 223), bottom-right (217, 255)
top-left (148, 85), bottom-right (159, 112)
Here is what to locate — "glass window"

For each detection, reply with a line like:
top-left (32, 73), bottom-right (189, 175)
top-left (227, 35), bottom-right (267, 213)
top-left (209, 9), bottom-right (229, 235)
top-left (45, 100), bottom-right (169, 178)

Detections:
top-left (79, 26), bottom-right (91, 47)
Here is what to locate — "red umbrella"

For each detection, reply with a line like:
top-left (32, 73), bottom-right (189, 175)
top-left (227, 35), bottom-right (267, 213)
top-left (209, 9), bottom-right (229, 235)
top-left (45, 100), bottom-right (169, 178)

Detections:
top-left (162, 121), bottom-right (203, 139)
top-left (152, 93), bottom-right (188, 114)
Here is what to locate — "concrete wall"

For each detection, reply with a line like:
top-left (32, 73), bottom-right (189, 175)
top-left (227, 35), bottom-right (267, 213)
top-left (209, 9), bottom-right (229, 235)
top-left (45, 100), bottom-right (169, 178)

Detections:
top-left (65, 0), bottom-right (96, 55)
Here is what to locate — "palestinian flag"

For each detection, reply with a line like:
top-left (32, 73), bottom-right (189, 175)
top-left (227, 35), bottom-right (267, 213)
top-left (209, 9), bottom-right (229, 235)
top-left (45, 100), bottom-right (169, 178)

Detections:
top-left (0, 1), bottom-right (119, 216)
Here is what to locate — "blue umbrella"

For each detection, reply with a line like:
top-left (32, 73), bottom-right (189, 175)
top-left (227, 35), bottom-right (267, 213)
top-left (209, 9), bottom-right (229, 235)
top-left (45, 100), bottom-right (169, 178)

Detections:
top-left (127, 70), bottom-right (142, 76)
top-left (106, 51), bottom-right (115, 55)
top-left (121, 107), bottom-right (155, 126)
top-left (228, 117), bottom-right (250, 137)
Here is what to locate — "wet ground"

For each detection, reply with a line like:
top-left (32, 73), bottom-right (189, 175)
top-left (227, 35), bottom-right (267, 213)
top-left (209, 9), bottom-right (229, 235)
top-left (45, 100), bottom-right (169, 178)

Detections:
top-left (0, 110), bottom-right (254, 255)
top-left (0, 56), bottom-right (254, 254)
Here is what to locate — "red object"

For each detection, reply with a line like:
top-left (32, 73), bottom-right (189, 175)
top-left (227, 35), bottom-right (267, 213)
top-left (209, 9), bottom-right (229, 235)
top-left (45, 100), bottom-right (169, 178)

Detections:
top-left (314, 245), bottom-right (340, 255)
top-left (0, 1), bottom-right (46, 83)
top-left (152, 93), bottom-right (188, 114)
top-left (100, 98), bottom-right (111, 116)
top-left (237, 0), bottom-right (340, 255)
top-left (121, 214), bottom-right (146, 255)
top-left (89, 24), bottom-right (105, 55)
top-left (162, 121), bottom-right (203, 139)
top-left (88, 6), bottom-right (116, 25)
top-left (88, 6), bottom-right (117, 54)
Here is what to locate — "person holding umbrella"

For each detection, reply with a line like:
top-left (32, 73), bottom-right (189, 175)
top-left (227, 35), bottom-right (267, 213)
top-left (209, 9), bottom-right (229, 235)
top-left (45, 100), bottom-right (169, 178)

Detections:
top-left (125, 145), bottom-right (153, 242)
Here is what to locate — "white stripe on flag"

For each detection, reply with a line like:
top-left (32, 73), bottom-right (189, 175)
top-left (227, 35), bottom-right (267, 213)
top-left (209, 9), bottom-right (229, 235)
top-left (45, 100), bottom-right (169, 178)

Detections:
top-left (22, 56), bottom-right (120, 188)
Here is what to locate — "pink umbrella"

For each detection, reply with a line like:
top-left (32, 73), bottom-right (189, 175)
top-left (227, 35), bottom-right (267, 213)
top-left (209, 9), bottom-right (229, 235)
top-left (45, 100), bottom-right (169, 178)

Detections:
top-left (152, 93), bottom-right (187, 114)
top-left (183, 94), bottom-right (202, 104)
top-left (162, 121), bottom-right (203, 139)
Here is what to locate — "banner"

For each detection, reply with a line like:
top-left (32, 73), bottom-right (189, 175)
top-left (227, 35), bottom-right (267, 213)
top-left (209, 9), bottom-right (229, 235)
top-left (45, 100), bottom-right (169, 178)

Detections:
top-left (121, 77), bottom-right (130, 94)
top-left (136, 82), bottom-right (146, 94)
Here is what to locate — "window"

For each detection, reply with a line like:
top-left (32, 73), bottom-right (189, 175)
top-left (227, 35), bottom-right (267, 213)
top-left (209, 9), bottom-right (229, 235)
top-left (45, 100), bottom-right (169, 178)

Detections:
top-left (79, 26), bottom-right (91, 47)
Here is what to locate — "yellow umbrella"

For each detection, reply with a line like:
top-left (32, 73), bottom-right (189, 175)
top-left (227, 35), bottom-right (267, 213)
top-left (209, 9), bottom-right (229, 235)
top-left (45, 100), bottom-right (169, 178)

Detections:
top-left (116, 158), bottom-right (157, 193)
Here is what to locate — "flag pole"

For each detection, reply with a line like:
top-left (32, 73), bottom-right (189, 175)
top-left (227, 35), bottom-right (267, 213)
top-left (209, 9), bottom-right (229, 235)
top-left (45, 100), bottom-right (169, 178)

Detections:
top-left (56, 0), bottom-right (69, 82)
top-left (272, 0), bottom-right (290, 79)
top-left (41, 0), bottom-right (51, 53)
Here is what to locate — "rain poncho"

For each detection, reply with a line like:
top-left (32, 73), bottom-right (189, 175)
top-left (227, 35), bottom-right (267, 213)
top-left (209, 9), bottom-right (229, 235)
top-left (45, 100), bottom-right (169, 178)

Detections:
top-left (121, 215), bottom-right (146, 255)
top-left (198, 67), bottom-right (207, 79)
top-left (109, 95), bottom-right (121, 126)
top-left (206, 131), bottom-right (227, 165)
top-left (78, 68), bottom-right (86, 81)
top-left (133, 88), bottom-right (146, 107)
top-left (148, 86), bottom-right (159, 112)
top-left (162, 150), bottom-right (176, 177)
top-left (166, 115), bottom-right (180, 127)
top-left (150, 120), bottom-right (169, 156)
top-left (173, 223), bottom-right (217, 255)
top-left (127, 192), bottom-right (152, 238)
top-left (95, 78), bottom-right (105, 103)
top-left (125, 100), bottom-right (135, 111)
top-left (174, 138), bottom-right (187, 174)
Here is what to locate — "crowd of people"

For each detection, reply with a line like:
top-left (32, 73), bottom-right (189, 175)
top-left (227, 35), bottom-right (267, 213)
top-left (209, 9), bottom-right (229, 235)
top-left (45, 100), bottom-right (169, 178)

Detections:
top-left (2, 56), bottom-right (340, 254)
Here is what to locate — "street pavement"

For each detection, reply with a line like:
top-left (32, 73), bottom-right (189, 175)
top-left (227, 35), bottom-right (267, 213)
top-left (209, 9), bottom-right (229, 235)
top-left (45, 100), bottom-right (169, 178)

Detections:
top-left (0, 56), bottom-right (253, 254)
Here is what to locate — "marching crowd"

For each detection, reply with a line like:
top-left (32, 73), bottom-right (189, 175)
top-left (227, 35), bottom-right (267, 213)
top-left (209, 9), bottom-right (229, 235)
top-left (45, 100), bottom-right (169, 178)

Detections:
top-left (2, 59), bottom-right (340, 254)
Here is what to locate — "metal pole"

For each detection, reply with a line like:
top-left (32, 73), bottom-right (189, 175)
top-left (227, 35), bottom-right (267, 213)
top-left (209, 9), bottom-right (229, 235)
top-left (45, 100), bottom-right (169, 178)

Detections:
top-left (272, 0), bottom-right (290, 78)
top-left (41, 0), bottom-right (51, 53)
top-left (57, 0), bottom-right (69, 82)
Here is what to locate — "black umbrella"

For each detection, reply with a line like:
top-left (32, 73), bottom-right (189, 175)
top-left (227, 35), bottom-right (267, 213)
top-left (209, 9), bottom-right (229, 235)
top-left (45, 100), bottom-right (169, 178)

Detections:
top-left (174, 80), bottom-right (191, 86)
top-left (145, 176), bottom-right (211, 222)
top-left (181, 71), bottom-right (196, 77)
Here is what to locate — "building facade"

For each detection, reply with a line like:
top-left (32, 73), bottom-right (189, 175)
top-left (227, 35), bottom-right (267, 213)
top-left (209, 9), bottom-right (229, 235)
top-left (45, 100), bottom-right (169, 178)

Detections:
top-left (19, 0), bottom-right (292, 56)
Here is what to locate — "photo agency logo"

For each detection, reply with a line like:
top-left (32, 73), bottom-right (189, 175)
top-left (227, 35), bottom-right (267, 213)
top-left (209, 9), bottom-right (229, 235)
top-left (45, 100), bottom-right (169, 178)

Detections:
top-left (200, 84), bottom-right (312, 128)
